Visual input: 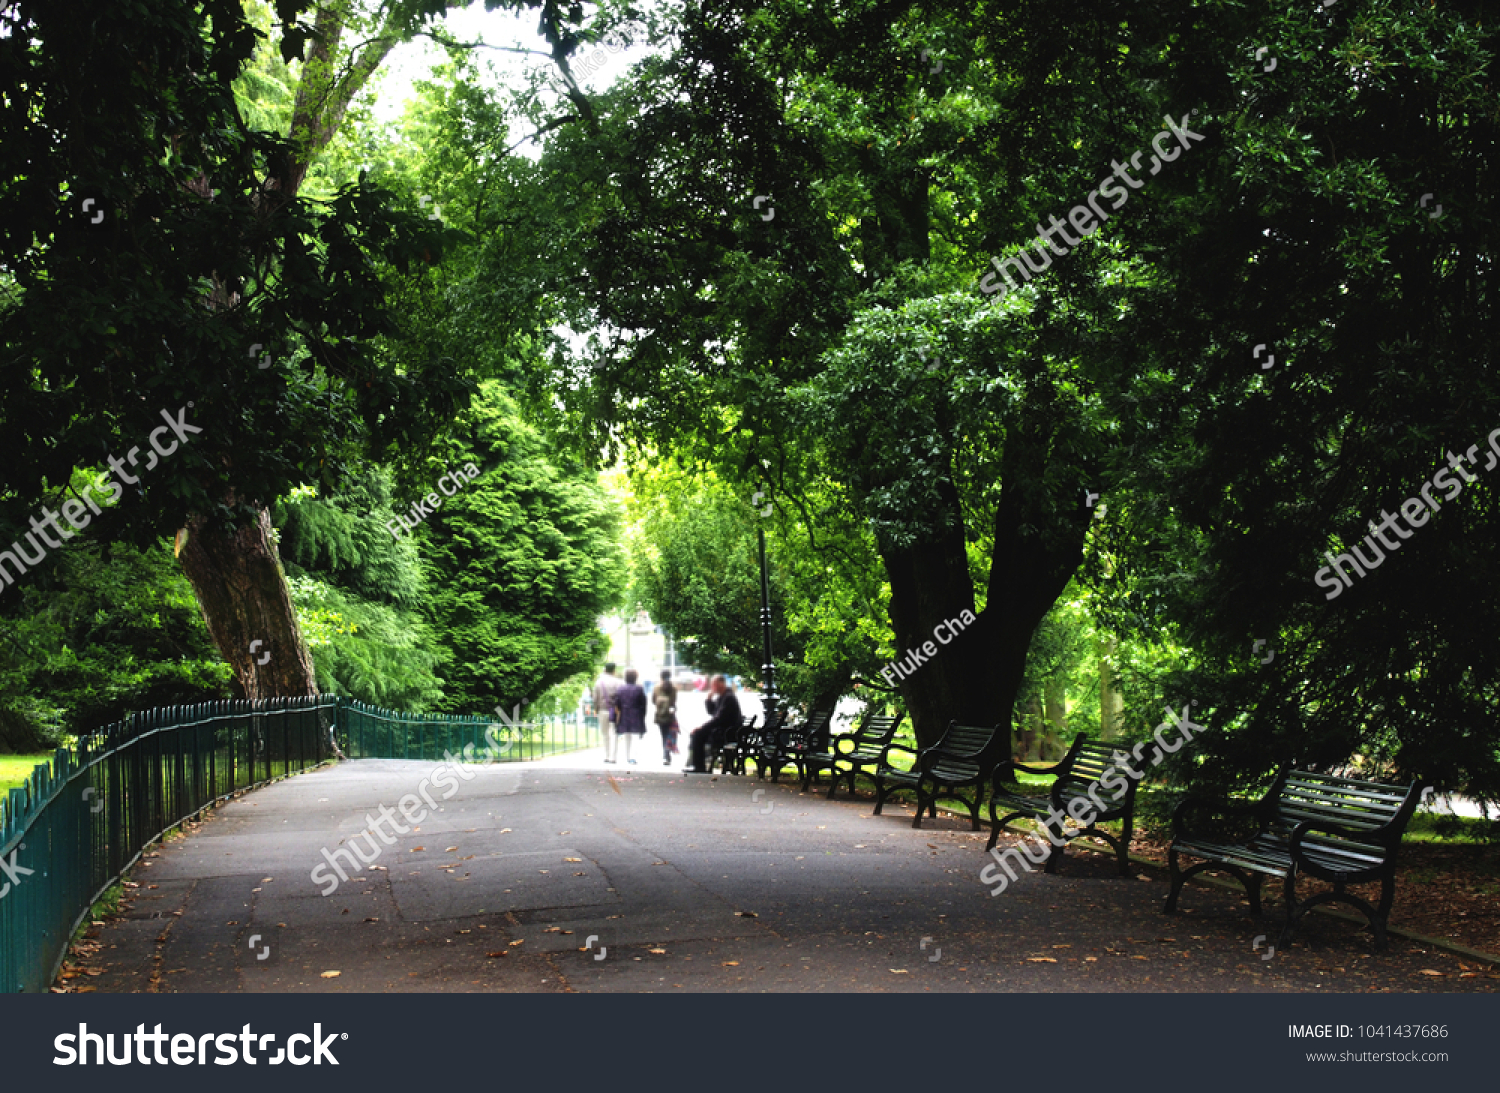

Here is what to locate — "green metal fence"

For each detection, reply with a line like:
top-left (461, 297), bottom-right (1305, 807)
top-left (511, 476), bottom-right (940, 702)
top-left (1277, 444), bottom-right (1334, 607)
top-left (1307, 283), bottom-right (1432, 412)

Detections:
top-left (339, 699), bottom-right (593, 763)
top-left (0, 694), bottom-right (593, 994)
top-left (0, 695), bottom-right (339, 994)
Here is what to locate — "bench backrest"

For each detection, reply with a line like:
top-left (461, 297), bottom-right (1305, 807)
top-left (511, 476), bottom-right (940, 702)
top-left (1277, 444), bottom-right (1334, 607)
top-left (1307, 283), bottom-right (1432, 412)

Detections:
top-left (724, 713), bottom-right (757, 744)
top-left (792, 709), bottom-right (833, 747)
top-left (1268, 770), bottom-right (1422, 848)
top-left (852, 712), bottom-right (902, 746)
top-left (924, 721), bottom-right (1004, 780)
top-left (1065, 738), bottom-right (1123, 782)
top-left (1044, 735), bottom-right (1144, 808)
top-left (743, 710), bottom-right (781, 744)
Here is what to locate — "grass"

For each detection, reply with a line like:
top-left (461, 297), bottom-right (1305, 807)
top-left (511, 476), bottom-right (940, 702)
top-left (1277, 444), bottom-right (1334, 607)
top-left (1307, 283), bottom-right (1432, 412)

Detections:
top-left (1406, 812), bottom-right (1500, 844)
top-left (0, 753), bottom-right (54, 796)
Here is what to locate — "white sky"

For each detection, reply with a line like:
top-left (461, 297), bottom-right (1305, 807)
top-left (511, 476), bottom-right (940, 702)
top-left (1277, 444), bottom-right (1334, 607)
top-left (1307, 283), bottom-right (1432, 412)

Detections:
top-left (364, 2), bottom-right (641, 153)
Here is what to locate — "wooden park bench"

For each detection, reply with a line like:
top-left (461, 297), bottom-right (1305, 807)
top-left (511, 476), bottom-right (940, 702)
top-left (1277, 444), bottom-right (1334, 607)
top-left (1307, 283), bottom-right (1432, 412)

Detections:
top-left (758, 708), bottom-right (832, 783)
top-left (802, 710), bottom-right (904, 797)
top-left (1164, 769), bottom-right (1425, 949)
top-left (710, 713), bottom-right (761, 776)
top-left (873, 721), bottom-right (1005, 830)
top-left (987, 734), bottom-right (1144, 876)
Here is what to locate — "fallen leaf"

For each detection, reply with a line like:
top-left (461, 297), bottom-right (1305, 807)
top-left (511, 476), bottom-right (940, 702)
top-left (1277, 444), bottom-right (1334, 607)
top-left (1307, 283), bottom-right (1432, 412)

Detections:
top-left (543, 927), bottom-right (564, 933)
top-left (486, 951), bottom-right (509, 959)
top-left (889, 969), bottom-right (909, 974)
top-left (509, 940), bottom-right (524, 947)
top-left (362, 917), bottom-right (379, 923)
top-left (607, 776), bottom-right (622, 795)
top-left (649, 948), bottom-right (667, 954)
top-left (320, 970), bottom-right (341, 979)
top-left (411, 846), bottom-right (425, 852)
top-left (1027, 957), bottom-right (1058, 963)
top-left (722, 961), bottom-right (740, 967)
top-left (1419, 969), bottom-right (1445, 976)
top-left (564, 857), bottom-right (583, 863)
top-left (445, 846), bottom-right (459, 853)
top-left (500, 828), bottom-right (512, 834)
top-left (735, 911), bottom-right (758, 918)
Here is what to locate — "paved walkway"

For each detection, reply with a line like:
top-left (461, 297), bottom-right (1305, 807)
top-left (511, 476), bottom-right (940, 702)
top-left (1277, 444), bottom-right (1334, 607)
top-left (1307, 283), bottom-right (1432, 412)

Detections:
top-left (85, 754), bottom-right (1497, 993)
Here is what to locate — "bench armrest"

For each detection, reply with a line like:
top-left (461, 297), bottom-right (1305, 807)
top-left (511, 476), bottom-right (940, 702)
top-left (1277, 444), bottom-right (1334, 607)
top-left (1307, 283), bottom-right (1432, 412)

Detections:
top-left (877, 741), bottom-right (918, 771)
top-left (1171, 795), bottom-right (1266, 840)
top-left (1287, 818), bottom-right (1400, 865)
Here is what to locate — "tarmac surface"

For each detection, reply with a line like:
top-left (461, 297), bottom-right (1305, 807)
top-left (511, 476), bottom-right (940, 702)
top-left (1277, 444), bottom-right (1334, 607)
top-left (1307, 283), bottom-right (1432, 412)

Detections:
top-left (83, 741), bottom-right (1499, 994)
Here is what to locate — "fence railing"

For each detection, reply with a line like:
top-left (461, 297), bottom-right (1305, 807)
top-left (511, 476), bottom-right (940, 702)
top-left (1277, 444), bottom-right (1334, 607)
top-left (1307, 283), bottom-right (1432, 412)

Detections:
top-left (0, 695), bottom-right (340, 994)
top-left (0, 694), bottom-right (593, 994)
top-left (339, 700), bottom-right (593, 763)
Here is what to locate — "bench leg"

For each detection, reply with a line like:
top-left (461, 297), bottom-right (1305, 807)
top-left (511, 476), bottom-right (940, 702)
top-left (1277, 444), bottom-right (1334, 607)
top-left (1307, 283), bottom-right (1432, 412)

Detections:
top-left (1279, 870), bottom-right (1303, 946)
top-left (911, 786), bottom-right (928, 829)
top-left (1246, 873), bottom-right (1264, 918)
top-left (1165, 846), bottom-right (1186, 913)
top-left (1372, 874), bottom-right (1396, 951)
top-left (966, 789), bottom-right (981, 831)
top-left (1115, 818), bottom-right (1134, 877)
top-left (873, 780), bottom-right (889, 816)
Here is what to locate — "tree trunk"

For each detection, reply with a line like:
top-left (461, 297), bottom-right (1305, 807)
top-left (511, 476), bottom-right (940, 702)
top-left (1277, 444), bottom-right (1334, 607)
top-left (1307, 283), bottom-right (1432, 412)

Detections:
top-left (1043, 676), bottom-right (1067, 760)
top-left (1099, 636), bottom-right (1123, 740)
top-left (177, 508), bottom-right (317, 700)
top-left (1017, 695), bottom-right (1043, 761)
top-left (882, 427), bottom-right (1088, 749)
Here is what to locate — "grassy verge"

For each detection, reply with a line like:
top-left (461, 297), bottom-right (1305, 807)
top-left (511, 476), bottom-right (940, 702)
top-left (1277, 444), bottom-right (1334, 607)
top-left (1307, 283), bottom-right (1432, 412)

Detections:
top-left (0, 753), bottom-right (54, 795)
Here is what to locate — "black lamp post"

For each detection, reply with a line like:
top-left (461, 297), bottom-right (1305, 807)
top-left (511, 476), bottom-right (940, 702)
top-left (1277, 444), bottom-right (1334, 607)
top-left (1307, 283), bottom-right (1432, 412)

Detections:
top-left (756, 517), bottom-right (779, 720)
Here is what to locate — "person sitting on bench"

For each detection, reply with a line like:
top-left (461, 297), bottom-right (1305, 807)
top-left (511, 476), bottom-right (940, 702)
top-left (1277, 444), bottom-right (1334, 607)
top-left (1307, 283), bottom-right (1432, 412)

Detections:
top-left (685, 674), bottom-right (742, 773)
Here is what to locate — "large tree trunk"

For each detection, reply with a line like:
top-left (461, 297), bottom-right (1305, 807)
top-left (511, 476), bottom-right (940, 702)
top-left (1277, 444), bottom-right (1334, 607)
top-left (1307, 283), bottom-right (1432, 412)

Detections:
top-left (174, 3), bottom-right (407, 700)
top-left (883, 425), bottom-right (1088, 749)
top-left (1043, 676), bottom-right (1068, 760)
top-left (178, 508), bottom-right (317, 700)
top-left (1099, 636), bottom-right (1123, 740)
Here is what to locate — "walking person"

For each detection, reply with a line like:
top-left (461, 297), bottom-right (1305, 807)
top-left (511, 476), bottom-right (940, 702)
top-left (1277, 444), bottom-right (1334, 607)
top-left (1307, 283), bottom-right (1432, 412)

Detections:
top-left (652, 670), bottom-right (679, 766)
top-left (685, 674), bottom-right (742, 774)
top-left (593, 663), bottom-right (622, 762)
top-left (612, 668), bottom-right (648, 765)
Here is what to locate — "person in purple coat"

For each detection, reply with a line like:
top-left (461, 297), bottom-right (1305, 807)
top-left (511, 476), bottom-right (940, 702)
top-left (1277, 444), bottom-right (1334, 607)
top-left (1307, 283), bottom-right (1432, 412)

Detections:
top-left (610, 668), bottom-right (649, 765)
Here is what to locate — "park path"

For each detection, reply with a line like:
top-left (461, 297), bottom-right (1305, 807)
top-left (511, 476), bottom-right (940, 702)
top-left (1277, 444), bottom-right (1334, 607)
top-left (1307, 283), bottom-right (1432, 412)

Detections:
top-left (79, 749), bottom-right (1496, 994)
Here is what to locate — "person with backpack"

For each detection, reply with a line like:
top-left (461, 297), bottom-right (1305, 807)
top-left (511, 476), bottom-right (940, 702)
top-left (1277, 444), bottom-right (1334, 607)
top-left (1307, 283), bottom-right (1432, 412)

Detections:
top-left (652, 670), bottom-right (679, 766)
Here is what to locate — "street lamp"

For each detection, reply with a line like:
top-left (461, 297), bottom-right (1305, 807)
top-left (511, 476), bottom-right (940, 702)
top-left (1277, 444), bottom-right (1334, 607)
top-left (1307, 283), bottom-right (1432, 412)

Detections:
top-left (757, 515), bottom-right (779, 720)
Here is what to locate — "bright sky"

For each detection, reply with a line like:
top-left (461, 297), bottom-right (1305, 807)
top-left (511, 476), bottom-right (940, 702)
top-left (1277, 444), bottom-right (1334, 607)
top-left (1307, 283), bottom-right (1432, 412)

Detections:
top-left (364, 2), bottom-right (641, 154)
